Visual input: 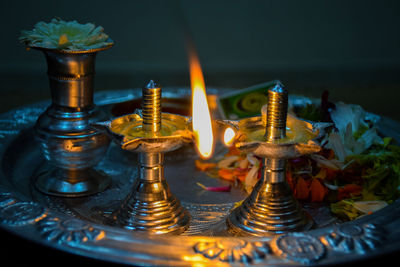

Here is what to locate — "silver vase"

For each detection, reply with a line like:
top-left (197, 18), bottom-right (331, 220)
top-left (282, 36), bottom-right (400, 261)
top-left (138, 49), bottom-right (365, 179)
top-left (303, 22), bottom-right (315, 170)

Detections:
top-left (33, 45), bottom-right (112, 197)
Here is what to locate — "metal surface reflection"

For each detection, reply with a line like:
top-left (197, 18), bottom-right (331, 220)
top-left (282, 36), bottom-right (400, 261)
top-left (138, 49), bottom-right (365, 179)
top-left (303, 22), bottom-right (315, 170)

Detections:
top-left (223, 84), bottom-right (329, 236)
top-left (94, 81), bottom-right (192, 234)
top-left (31, 45), bottom-right (113, 197)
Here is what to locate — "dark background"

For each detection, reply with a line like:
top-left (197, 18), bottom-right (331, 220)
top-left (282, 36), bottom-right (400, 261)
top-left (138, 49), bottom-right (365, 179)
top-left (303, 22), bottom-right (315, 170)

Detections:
top-left (1, 0), bottom-right (400, 266)
top-left (1, 0), bottom-right (400, 119)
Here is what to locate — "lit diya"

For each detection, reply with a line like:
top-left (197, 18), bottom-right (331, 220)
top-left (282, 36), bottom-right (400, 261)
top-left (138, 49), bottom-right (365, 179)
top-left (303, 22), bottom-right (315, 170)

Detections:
top-left (220, 83), bottom-right (331, 236)
top-left (93, 47), bottom-right (215, 234)
top-left (94, 81), bottom-right (193, 234)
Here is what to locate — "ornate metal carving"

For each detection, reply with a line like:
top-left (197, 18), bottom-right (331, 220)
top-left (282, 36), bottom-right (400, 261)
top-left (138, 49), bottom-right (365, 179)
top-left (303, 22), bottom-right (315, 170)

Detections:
top-left (0, 107), bottom-right (45, 137)
top-left (320, 223), bottom-right (385, 254)
top-left (194, 240), bottom-right (270, 263)
top-left (38, 217), bottom-right (105, 244)
top-left (0, 89), bottom-right (399, 266)
top-left (272, 233), bottom-right (326, 264)
top-left (0, 202), bottom-right (47, 226)
top-left (0, 192), bottom-right (15, 207)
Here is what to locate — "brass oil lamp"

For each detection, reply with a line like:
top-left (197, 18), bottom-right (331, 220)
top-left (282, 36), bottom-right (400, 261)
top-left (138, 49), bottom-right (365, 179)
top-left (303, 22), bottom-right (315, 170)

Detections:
top-left (221, 84), bottom-right (328, 236)
top-left (94, 81), bottom-right (193, 234)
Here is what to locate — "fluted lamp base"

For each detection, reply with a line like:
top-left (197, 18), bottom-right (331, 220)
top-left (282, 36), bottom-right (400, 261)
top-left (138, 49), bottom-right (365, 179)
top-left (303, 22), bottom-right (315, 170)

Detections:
top-left (227, 181), bottom-right (312, 236)
top-left (112, 179), bottom-right (190, 235)
top-left (35, 167), bottom-right (111, 197)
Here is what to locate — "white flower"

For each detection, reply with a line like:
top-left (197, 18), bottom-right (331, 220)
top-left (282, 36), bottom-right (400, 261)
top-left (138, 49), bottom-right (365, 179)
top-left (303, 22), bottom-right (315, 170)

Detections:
top-left (244, 155), bottom-right (260, 193)
top-left (20, 18), bottom-right (113, 50)
top-left (322, 102), bottom-right (382, 162)
top-left (353, 200), bottom-right (387, 214)
top-left (245, 164), bottom-right (260, 193)
top-left (330, 102), bottom-right (367, 134)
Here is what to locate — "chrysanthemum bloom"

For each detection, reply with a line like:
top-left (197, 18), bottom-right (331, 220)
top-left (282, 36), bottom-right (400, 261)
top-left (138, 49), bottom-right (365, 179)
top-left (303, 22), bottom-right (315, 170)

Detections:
top-left (19, 18), bottom-right (113, 50)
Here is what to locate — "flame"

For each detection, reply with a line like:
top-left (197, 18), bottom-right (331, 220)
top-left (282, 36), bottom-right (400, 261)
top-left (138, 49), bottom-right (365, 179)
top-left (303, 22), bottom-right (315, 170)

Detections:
top-left (223, 127), bottom-right (236, 146)
top-left (189, 51), bottom-right (214, 159)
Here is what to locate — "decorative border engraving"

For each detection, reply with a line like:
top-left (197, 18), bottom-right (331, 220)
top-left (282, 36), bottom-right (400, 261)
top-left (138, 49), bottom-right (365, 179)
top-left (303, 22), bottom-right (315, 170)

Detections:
top-left (320, 223), bottom-right (385, 254)
top-left (0, 202), bottom-right (47, 226)
top-left (0, 107), bottom-right (45, 137)
top-left (272, 233), bottom-right (325, 264)
top-left (0, 192), bottom-right (16, 207)
top-left (38, 217), bottom-right (105, 244)
top-left (194, 240), bottom-right (270, 263)
top-left (0, 90), bottom-right (398, 266)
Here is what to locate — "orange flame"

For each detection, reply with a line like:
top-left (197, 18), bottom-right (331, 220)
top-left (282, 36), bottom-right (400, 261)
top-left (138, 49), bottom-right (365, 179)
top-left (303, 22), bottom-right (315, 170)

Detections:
top-left (189, 51), bottom-right (214, 159)
top-left (223, 127), bottom-right (236, 146)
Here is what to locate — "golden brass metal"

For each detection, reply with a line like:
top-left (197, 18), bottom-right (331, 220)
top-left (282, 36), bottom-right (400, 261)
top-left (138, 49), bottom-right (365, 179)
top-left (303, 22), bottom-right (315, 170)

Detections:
top-left (142, 80), bottom-right (162, 134)
top-left (94, 81), bottom-right (191, 235)
top-left (265, 85), bottom-right (288, 142)
top-left (226, 84), bottom-right (318, 236)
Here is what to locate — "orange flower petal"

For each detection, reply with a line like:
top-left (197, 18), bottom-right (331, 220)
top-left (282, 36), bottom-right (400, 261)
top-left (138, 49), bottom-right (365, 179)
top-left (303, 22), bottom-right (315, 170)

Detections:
top-left (295, 177), bottom-right (310, 200)
top-left (218, 168), bottom-right (235, 181)
top-left (338, 184), bottom-right (362, 200)
top-left (233, 169), bottom-right (248, 182)
top-left (195, 159), bottom-right (217, 171)
top-left (225, 146), bottom-right (241, 156)
top-left (310, 179), bottom-right (326, 202)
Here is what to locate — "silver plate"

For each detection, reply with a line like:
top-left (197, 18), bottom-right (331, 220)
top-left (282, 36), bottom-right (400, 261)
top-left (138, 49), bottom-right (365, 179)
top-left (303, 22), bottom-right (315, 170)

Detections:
top-left (0, 88), bottom-right (399, 266)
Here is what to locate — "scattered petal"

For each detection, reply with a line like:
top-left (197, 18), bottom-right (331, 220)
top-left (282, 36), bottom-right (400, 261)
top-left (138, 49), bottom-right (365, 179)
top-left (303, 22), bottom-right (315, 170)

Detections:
top-left (353, 201), bottom-right (388, 214)
top-left (195, 159), bottom-right (217, 171)
top-left (218, 156), bottom-right (239, 169)
top-left (196, 182), bottom-right (231, 192)
top-left (310, 179), bottom-right (327, 202)
top-left (237, 158), bottom-right (249, 169)
top-left (218, 168), bottom-right (235, 181)
top-left (324, 182), bottom-right (340, 190)
top-left (310, 154), bottom-right (343, 170)
top-left (338, 184), bottom-right (362, 200)
top-left (246, 154), bottom-right (259, 166)
top-left (233, 168), bottom-right (248, 182)
top-left (295, 177), bottom-right (310, 200)
top-left (245, 164), bottom-right (259, 188)
top-left (314, 168), bottom-right (327, 179)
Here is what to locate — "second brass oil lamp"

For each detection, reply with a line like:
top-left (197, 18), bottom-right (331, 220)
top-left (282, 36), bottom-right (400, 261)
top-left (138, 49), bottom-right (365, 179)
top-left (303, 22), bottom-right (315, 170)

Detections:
top-left (221, 84), bottom-right (328, 236)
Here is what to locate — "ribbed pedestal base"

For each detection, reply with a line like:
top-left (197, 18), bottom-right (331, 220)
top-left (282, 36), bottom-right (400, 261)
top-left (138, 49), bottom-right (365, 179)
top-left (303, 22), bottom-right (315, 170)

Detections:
top-left (113, 179), bottom-right (190, 235)
top-left (227, 181), bottom-right (312, 236)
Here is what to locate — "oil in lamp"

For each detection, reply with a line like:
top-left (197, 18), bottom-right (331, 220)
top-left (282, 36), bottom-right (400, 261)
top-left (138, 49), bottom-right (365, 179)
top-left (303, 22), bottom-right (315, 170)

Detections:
top-left (221, 84), bottom-right (328, 236)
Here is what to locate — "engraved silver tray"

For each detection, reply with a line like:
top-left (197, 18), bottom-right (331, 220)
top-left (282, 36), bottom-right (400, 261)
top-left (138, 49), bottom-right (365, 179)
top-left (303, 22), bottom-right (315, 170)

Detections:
top-left (1, 88), bottom-right (400, 266)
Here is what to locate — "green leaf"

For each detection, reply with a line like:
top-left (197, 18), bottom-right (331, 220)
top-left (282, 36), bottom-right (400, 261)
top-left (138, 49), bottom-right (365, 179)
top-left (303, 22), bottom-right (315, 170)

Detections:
top-left (383, 137), bottom-right (392, 148)
top-left (331, 199), bottom-right (361, 221)
top-left (353, 124), bottom-right (369, 140)
top-left (297, 104), bottom-right (323, 122)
